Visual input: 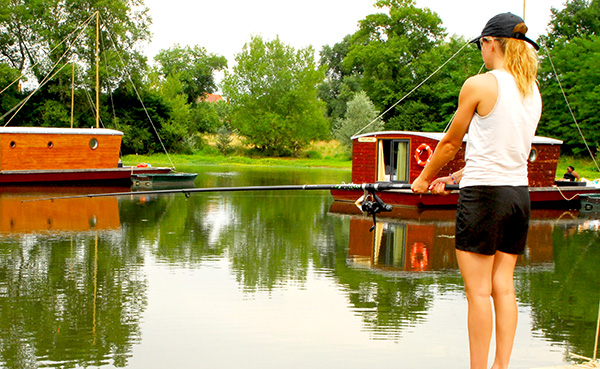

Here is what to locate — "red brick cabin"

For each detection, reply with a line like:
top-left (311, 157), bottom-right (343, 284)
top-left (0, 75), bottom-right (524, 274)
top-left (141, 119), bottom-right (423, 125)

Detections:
top-left (350, 131), bottom-right (562, 187)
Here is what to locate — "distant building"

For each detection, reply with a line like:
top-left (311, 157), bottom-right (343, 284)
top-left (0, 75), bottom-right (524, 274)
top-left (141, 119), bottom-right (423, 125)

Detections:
top-left (200, 93), bottom-right (224, 103)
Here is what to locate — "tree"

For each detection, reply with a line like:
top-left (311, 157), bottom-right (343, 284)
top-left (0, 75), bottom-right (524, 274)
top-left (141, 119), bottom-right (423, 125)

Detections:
top-left (343, 0), bottom-right (446, 116)
top-left (544, 0), bottom-right (600, 47)
top-left (0, 0), bottom-right (151, 91)
top-left (537, 36), bottom-right (600, 155)
top-left (318, 35), bottom-right (362, 129)
top-left (154, 45), bottom-right (227, 103)
top-left (222, 36), bottom-right (329, 156)
top-left (537, 0), bottom-right (600, 155)
top-left (334, 91), bottom-right (384, 148)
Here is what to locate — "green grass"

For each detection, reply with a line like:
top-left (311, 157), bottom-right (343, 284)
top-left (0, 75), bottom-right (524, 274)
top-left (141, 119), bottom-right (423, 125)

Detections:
top-left (122, 139), bottom-right (353, 170)
top-left (122, 152), bottom-right (353, 170)
top-left (557, 156), bottom-right (600, 181)
top-left (122, 143), bottom-right (600, 181)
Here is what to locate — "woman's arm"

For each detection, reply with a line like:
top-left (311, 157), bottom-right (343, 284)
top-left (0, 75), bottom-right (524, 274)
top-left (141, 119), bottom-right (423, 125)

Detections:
top-left (411, 75), bottom-right (492, 194)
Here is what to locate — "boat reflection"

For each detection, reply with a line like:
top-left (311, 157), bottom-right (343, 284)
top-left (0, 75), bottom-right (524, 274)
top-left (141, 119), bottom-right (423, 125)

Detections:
top-left (333, 202), bottom-right (587, 272)
top-left (0, 186), bottom-right (122, 235)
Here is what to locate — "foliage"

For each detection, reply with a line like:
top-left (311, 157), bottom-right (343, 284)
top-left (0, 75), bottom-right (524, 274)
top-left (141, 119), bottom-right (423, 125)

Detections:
top-left (318, 35), bottom-right (362, 128)
top-left (215, 124), bottom-right (233, 155)
top-left (538, 0), bottom-right (600, 156)
top-left (343, 0), bottom-right (446, 116)
top-left (320, 0), bottom-right (481, 134)
top-left (111, 82), bottom-right (170, 154)
top-left (153, 44), bottom-right (227, 103)
top-left (0, 0), bottom-right (151, 92)
top-left (334, 91), bottom-right (384, 148)
top-left (538, 35), bottom-right (600, 155)
top-left (544, 0), bottom-right (600, 47)
top-left (191, 101), bottom-right (222, 134)
top-left (0, 63), bottom-right (21, 123)
top-left (222, 36), bottom-right (329, 156)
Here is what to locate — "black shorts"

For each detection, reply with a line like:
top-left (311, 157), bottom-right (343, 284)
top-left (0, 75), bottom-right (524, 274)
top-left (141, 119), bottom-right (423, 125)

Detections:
top-left (455, 186), bottom-right (530, 255)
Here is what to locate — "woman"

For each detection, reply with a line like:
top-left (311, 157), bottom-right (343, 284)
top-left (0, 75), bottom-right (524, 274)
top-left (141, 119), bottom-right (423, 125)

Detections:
top-left (411, 12), bottom-right (542, 369)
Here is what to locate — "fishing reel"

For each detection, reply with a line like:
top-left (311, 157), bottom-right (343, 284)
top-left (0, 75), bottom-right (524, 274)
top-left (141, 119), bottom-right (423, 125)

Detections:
top-left (356, 191), bottom-right (393, 232)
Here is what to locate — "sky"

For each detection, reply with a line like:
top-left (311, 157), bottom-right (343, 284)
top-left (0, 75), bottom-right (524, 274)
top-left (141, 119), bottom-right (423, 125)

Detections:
top-left (143, 0), bottom-right (567, 66)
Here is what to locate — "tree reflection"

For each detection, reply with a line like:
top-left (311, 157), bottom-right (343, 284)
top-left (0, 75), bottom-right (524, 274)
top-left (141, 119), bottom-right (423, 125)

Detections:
top-left (0, 233), bottom-right (147, 368)
top-left (516, 222), bottom-right (600, 360)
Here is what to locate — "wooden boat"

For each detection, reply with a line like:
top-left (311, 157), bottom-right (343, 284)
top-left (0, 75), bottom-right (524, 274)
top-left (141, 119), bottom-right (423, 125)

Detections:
top-left (0, 126), bottom-right (172, 185)
top-left (330, 131), bottom-right (600, 209)
top-left (131, 172), bottom-right (198, 189)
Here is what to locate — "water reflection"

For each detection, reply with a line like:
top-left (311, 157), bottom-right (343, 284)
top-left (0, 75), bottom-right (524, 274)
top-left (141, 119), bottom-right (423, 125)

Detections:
top-left (0, 187), bottom-right (146, 368)
top-left (0, 168), bottom-right (599, 368)
top-left (333, 204), bottom-right (600, 360)
top-left (0, 186), bottom-right (122, 235)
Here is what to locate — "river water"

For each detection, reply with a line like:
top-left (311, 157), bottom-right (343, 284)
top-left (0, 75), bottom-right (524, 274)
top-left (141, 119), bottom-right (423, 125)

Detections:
top-left (1, 165), bottom-right (599, 369)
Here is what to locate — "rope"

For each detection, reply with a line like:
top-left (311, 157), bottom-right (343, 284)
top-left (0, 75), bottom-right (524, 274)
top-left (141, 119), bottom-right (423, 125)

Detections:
top-left (354, 40), bottom-right (472, 136)
top-left (554, 185), bottom-right (581, 201)
top-left (541, 39), bottom-right (600, 173)
top-left (0, 12), bottom-right (96, 97)
top-left (1, 13), bottom-right (96, 126)
top-left (99, 13), bottom-right (176, 170)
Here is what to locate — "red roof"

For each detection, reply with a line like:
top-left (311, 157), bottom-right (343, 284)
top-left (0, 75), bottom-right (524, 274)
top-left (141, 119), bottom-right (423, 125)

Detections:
top-left (203, 93), bottom-right (224, 103)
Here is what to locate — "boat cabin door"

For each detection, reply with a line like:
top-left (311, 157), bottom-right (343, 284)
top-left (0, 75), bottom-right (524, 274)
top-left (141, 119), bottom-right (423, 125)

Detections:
top-left (377, 139), bottom-right (409, 182)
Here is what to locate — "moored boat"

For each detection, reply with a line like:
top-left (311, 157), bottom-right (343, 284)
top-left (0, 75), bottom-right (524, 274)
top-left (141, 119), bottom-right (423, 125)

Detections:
top-left (330, 131), bottom-right (600, 209)
top-left (0, 126), bottom-right (172, 185)
top-left (131, 172), bottom-right (198, 189)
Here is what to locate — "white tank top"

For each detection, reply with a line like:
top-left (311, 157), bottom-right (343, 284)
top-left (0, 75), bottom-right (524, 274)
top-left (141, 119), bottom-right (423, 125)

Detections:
top-left (460, 70), bottom-right (542, 188)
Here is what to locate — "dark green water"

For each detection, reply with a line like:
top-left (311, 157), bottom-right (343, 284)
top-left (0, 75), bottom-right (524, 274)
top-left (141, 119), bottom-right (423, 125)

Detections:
top-left (1, 165), bottom-right (599, 368)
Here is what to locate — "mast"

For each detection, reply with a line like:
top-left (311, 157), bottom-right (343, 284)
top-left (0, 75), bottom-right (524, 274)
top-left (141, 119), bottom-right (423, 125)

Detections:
top-left (71, 61), bottom-right (75, 128)
top-left (523, 0), bottom-right (526, 20)
top-left (95, 11), bottom-right (100, 129)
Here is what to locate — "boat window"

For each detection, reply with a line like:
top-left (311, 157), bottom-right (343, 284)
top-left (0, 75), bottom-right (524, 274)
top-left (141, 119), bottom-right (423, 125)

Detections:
top-left (529, 148), bottom-right (538, 162)
top-left (89, 138), bottom-right (99, 150)
top-left (375, 223), bottom-right (407, 268)
top-left (47, 142), bottom-right (53, 148)
top-left (9, 141), bottom-right (16, 148)
top-left (378, 139), bottom-right (409, 182)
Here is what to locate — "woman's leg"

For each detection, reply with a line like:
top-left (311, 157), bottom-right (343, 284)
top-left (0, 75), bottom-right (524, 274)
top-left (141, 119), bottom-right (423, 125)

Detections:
top-left (456, 249), bottom-right (495, 369)
top-left (490, 251), bottom-right (519, 369)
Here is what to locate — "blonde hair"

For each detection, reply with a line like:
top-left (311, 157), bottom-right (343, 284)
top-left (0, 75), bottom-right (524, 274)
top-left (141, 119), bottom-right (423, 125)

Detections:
top-left (496, 24), bottom-right (539, 97)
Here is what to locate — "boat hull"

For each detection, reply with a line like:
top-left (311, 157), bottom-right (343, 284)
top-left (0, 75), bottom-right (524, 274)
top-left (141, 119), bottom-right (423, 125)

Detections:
top-left (0, 167), bottom-right (172, 185)
top-left (330, 185), bottom-right (600, 210)
top-left (131, 172), bottom-right (198, 189)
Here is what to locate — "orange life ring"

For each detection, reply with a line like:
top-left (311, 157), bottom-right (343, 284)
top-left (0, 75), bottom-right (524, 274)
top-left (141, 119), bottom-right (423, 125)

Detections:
top-left (415, 143), bottom-right (433, 167)
top-left (410, 242), bottom-right (429, 271)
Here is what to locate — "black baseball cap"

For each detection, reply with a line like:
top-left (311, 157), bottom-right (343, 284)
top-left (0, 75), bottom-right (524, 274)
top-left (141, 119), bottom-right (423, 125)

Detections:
top-left (471, 12), bottom-right (540, 50)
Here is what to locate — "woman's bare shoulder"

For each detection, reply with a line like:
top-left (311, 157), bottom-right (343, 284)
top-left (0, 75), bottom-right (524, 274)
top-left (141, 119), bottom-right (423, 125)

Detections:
top-left (461, 72), bottom-right (497, 95)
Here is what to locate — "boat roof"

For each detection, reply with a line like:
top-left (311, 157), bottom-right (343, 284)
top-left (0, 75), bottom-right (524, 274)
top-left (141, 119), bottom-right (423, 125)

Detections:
top-left (0, 127), bottom-right (123, 136)
top-left (352, 131), bottom-right (563, 145)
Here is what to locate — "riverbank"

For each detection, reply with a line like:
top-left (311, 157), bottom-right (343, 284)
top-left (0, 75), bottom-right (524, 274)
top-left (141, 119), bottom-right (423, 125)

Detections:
top-left (122, 152), bottom-right (352, 170)
top-left (123, 153), bottom-right (599, 179)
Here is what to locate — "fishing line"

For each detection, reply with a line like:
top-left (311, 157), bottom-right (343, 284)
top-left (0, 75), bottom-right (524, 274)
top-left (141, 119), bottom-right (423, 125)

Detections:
top-left (354, 40), bottom-right (472, 137)
top-left (541, 38), bottom-right (600, 173)
top-left (442, 63), bottom-right (487, 133)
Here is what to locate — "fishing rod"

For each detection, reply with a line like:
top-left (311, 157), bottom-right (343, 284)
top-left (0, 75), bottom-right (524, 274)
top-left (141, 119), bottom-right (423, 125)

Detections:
top-left (22, 182), bottom-right (459, 202)
top-left (22, 182), bottom-right (459, 231)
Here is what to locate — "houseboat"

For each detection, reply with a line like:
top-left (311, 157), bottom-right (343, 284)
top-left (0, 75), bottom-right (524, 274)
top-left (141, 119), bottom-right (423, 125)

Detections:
top-left (330, 131), bottom-right (600, 209)
top-left (0, 127), bottom-right (172, 185)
